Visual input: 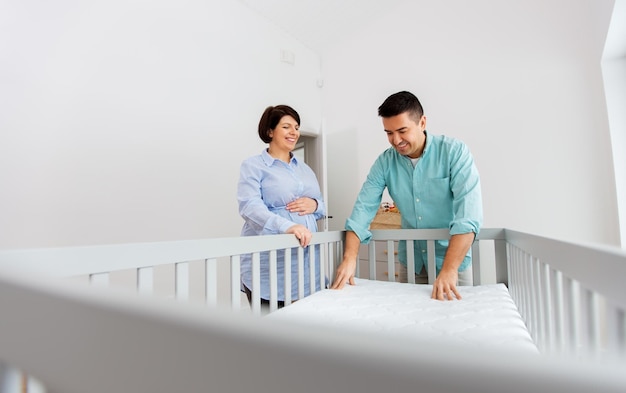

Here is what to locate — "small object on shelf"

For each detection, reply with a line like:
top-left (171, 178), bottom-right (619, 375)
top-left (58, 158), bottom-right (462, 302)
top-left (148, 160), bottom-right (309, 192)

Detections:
top-left (370, 201), bottom-right (401, 229)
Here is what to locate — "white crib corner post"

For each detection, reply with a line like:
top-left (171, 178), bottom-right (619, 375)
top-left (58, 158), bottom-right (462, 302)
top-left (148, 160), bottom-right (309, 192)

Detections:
top-left (494, 239), bottom-right (508, 286)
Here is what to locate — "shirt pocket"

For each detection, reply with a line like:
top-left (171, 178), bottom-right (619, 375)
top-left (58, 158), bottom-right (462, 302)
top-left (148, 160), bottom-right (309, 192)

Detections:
top-left (426, 177), bottom-right (451, 200)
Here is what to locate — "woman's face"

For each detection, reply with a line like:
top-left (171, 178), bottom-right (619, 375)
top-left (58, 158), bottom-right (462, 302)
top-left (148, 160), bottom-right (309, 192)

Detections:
top-left (269, 115), bottom-right (300, 152)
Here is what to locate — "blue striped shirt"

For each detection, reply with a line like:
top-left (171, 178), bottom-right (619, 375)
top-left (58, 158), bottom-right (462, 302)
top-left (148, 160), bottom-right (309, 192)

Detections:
top-left (238, 149), bottom-right (326, 300)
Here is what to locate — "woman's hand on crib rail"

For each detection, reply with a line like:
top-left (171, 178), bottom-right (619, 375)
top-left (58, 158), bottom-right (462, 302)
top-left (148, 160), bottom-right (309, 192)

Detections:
top-left (287, 224), bottom-right (312, 248)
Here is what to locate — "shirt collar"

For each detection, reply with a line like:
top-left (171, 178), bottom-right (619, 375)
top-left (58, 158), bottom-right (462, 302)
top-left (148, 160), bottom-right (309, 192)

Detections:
top-left (261, 148), bottom-right (297, 166)
top-left (422, 130), bottom-right (430, 156)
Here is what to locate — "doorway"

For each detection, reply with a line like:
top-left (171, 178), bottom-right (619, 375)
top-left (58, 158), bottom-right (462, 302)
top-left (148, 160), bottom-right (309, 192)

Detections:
top-left (298, 134), bottom-right (329, 231)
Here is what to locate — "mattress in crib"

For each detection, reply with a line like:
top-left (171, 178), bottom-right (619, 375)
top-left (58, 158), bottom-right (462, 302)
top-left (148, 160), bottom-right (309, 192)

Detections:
top-left (268, 278), bottom-right (538, 353)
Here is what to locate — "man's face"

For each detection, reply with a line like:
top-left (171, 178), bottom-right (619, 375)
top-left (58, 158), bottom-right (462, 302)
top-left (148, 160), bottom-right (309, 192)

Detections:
top-left (382, 111), bottom-right (427, 158)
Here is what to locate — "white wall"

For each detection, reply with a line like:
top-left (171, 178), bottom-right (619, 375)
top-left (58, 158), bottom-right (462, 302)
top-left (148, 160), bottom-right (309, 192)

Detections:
top-left (0, 0), bottom-right (322, 248)
top-left (322, 0), bottom-right (621, 246)
top-left (1, 0), bottom-right (622, 250)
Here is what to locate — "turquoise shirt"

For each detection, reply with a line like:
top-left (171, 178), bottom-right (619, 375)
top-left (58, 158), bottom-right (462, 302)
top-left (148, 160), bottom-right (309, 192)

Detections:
top-left (346, 131), bottom-right (483, 274)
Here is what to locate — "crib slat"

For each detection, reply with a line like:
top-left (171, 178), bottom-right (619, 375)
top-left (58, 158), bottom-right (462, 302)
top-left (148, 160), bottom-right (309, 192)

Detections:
top-left (580, 288), bottom-right (602, 360)
top-left (205, 259), bottom-right (217, 306)
top-left (137, 267), bottom-right (153, 294)
top-left (564, 278), bottom-right (581, 358)
top-left (175, 262), bottom-right (189, 301)
top-left (325, 242), bottom-right (334, 286)
top-left (319, 243), bottom-right (324, 289)
top-left (309, 244), bottom-right (316, 294)
top-left (297, 246), bottom-right (305, 300)
top-left (284, 248), bottom-right (292, 306)
top-left (519, 250), bottom-right (529, 325)
top-left (427, 240), bottom-right (436, 284)
top-left (269, 249), bottom-right (278, 313)
top-left (319, 243), bottom-right (326, 292)
top-left (550, 269), bottom-right (565, 355)
top-left (540, 262), bottom-right (553, 354)
top-left (386, 240), bottom-right (395, 282)
top-left (605, 303), bottom-right (626, 362)
top-left (471, 241), bottom-right (481, 285)
top-left (529, 256), bottom-right (540, 350)
top-left (406, 240), bottom-right (415, 284)
top-left (230, 255), bottom-right (241, 311)
top-left (368, 242), bottom-right (376, 280)
top-left (251, 252), bottom-right (261, 316)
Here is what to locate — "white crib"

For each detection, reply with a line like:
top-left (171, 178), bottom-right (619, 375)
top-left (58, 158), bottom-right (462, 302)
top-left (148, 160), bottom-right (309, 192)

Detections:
top-left (0, 228), bottom-right (625, 393)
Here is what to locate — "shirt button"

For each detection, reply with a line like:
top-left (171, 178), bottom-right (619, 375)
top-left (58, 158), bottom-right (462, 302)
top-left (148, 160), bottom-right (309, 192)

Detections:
top-left (418, 216), bottom-right (422, 220)
top-left (422, 249), bottom-right (426, 253)
top-left (416, 198), bottom-right (420, 202)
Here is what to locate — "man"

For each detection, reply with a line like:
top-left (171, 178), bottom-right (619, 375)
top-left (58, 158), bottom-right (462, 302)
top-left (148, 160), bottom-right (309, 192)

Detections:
top-left (330, 91), bottom-right (483, 300)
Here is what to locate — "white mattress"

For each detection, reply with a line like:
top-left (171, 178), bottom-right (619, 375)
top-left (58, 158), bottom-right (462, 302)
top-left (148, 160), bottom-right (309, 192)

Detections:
top-left (269, 278), bottom-right (538, 353)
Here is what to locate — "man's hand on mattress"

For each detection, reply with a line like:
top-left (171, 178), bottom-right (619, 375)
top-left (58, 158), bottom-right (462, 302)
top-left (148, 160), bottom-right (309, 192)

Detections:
top-left (431, 269), bottom-right (462, 301)
top-left (330, 258), bottom-right (356, 289)
top-left (286, 224), bottom-right (312, 248)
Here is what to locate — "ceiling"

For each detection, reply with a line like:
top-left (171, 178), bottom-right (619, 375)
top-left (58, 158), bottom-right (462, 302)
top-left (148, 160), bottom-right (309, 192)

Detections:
top-left (239, 0), bottom-right (409, 54)
top-left (239, 0), bottom-right (624, 59)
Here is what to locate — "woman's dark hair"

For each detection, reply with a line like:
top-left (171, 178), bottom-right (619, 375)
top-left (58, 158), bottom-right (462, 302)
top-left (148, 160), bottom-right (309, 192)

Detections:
top-left (258, 105), bottom-right (301, 143)
top-left (377, 91), bottom-right (424, 122)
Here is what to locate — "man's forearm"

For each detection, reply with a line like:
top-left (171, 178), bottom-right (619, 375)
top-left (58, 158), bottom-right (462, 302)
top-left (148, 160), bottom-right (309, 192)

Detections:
top-left (342, 230), bottom-right (361, 260)
top-left (440, 232), bottom-right (475, 272)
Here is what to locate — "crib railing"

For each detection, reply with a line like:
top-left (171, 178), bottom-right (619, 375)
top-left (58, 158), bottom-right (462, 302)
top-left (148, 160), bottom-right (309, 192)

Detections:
top-left (0, 229), bottom-right (504, 314)
top-left (0, 231), bottom-right (345, 316)
top-left (0, 228), bottom-right (625, 393)
top-left (504, 230), bottom-right (626, 363)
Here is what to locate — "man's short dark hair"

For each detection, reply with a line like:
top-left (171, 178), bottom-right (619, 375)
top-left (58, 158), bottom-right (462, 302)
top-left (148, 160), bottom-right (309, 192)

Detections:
top-left (378, 91), bottom-right (424, 122)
